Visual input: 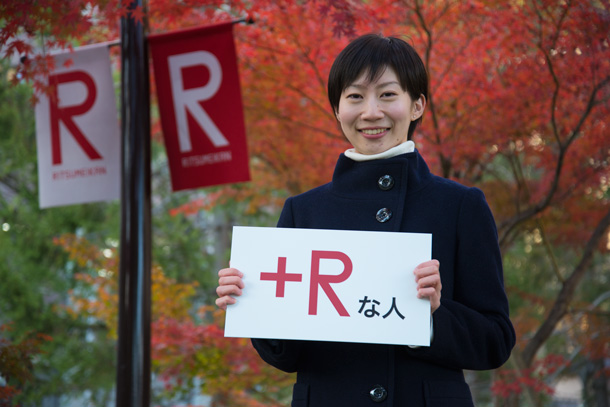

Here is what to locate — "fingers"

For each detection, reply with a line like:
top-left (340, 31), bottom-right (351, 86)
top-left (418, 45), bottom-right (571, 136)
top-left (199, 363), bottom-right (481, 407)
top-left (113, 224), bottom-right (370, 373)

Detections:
top-left (414, 259), bottom-right (440, 273)
top-left (218, 267), bottom-right (244, 290)
top-left (218, 267), bottom-right (244, 279)
top-left (413, 260), bottom-right (440, 282)
top-left (413, 260), bottom-right (442, 313)
top-left (218, 270), bottom-right (245, 290)
top-left (415, 276), bottom-right (441, 299)
top-left (216, 267), bottom-right (245, 310)
top-left (215, 295), bottom-right (237, 310)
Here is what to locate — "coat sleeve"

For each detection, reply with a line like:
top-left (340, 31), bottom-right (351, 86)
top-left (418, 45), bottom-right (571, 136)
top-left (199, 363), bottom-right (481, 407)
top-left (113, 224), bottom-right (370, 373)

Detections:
top-left (251, 197), bottom-right (305, 373)
top-left (404, 188), bottom-right (515, 370)
top-left (250, 338), bottom-right (303, 373)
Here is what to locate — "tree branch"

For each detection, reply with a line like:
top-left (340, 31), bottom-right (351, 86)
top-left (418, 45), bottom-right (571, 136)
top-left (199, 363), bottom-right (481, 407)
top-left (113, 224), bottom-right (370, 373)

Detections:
top-left (536, 218), bottom-right (564, 284)
top-left (521, 207), bottom-right (610, 367)
top-left (498, 75), bottom-right (610, 246)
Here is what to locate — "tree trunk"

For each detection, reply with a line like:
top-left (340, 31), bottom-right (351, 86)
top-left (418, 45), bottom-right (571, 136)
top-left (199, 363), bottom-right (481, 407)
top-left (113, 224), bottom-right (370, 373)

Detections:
top-left (521, 209), bottom-right (610, 367)
top-left (592, 358), bottom-right (609, 407)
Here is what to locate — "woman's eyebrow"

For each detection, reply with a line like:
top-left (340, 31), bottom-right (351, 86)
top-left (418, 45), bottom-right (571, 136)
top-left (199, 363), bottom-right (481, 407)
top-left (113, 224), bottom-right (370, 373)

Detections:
top-left (345, 81), bottom-right (401, 89)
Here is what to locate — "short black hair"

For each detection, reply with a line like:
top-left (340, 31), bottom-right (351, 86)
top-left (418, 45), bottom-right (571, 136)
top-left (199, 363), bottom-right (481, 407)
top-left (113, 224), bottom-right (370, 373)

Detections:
top-left (328, 34), bottom-right (428, 140)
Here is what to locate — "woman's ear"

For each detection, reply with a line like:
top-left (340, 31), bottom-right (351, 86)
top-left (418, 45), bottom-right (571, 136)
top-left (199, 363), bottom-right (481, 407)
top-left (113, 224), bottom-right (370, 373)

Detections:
top-left (411, 95), bottom-right (427, 121)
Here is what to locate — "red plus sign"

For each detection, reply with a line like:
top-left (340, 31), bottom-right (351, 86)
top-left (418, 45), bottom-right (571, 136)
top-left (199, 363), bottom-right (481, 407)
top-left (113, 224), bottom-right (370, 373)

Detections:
top-left (260, 257), bottom-right (302, 297)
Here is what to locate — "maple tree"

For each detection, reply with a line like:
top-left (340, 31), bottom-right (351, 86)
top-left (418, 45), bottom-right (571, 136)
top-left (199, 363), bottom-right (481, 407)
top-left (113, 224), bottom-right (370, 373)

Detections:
top-left (1, 0), bottom-right (609, 405)
top-left (183, 1), bottom-right (609, 405)
top-left (55, 233), bottom-right (294, 406)
top-left (0, 323), bottom-right (51, 406)
top-left (218, 4), bottom-right (609, 401)
top-left (0, 55), bottom-right (124, 405)
top-left (236, 2), bottom-right (610, 405)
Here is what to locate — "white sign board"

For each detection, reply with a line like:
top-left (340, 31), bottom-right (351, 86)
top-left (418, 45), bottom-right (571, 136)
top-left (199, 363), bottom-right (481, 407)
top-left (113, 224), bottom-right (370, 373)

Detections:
top-left (225, 226), bottom-right (432, 346)
top-left (35, 42), bottom-right (120, 208)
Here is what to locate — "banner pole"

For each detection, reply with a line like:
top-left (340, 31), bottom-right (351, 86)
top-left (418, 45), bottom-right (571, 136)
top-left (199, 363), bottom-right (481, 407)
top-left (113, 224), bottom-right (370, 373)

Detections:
top-left (116, 0), bottom-right (151, 406)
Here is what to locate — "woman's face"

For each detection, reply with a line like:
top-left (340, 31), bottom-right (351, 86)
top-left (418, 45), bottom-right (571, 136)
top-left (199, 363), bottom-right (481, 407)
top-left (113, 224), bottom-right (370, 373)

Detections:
top-left (336, 67), bottom-right (424, 155)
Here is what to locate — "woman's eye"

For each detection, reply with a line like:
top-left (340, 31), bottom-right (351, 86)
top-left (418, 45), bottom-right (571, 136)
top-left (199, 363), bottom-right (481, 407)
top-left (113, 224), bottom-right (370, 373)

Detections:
top-left (381, 91), bottom-right (397, 97)
top-left (346, 93), bottom-right (362, 99)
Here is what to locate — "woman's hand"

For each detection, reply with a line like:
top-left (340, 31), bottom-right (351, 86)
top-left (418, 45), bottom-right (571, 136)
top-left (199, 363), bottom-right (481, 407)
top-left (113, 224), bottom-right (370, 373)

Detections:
top-left (414, 260), bottom-right (442, 313)
top-left (215, 267), bottom-right (245, 310)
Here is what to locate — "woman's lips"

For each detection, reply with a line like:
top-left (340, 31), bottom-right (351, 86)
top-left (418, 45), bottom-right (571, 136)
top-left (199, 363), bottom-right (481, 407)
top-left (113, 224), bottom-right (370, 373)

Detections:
top-left (359, 128), bottom-right (389, 139)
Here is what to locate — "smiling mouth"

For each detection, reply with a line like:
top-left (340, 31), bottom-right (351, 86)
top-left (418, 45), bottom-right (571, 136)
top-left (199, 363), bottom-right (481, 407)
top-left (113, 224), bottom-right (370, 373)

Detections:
top-left (360, 128), bottom-right (389, 136)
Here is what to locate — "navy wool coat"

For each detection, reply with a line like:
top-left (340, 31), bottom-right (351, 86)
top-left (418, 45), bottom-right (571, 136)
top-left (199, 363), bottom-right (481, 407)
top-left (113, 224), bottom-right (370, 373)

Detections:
top-left (252, 150), bottom-right (516, 407)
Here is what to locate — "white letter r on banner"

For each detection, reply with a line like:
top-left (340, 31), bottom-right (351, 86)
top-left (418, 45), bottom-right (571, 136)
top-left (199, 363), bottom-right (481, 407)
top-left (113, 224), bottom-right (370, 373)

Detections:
top-left (168, 51), bottom-right (229, 152)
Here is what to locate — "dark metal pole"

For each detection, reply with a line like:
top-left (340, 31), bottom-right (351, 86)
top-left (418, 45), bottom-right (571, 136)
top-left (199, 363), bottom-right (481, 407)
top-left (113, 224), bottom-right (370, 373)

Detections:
top-left (116, 0), bottom-right (151, 406)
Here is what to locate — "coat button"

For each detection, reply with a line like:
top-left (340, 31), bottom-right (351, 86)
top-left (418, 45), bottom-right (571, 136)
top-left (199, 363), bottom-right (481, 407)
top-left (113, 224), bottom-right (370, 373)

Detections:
top-left (376, 208), bottom-right (392, 223)
top-left (378, 175), bottom-right (394, 190)
top-left (370, 385), bottom-right (388, 402)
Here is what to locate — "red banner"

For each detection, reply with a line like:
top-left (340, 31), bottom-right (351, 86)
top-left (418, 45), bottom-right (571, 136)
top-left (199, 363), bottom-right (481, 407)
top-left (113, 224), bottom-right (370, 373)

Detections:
top-left (149, 22), bottom-right (250, 191)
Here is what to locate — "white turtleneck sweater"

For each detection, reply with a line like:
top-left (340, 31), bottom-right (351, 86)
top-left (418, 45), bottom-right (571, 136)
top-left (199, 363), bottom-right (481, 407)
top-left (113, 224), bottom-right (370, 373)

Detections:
top-left (344, 140), bottom-right (415, 162)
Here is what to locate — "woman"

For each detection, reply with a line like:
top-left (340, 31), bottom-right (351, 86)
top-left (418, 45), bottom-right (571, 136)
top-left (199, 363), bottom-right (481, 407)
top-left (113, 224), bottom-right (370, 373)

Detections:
top-left (216, 33), bottom-right (515, 407)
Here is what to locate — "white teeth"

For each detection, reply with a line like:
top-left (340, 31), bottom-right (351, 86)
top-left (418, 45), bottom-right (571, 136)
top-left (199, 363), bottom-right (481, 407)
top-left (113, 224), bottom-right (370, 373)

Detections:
top-left (361, 128), bottom-right (386, 135)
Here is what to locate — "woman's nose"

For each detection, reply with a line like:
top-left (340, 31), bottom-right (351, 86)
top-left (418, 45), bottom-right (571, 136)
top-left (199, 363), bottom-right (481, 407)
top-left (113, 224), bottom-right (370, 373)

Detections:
top-left (361, 98), bottom-right (383, 120)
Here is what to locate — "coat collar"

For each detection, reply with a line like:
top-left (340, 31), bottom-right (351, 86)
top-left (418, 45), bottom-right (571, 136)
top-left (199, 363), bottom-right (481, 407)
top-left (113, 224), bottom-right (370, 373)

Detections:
top-left (330, 149), bottom-right (433, 198)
